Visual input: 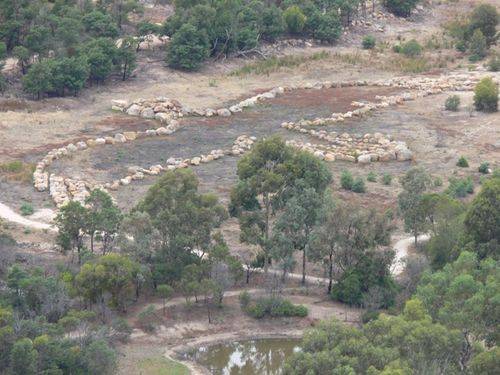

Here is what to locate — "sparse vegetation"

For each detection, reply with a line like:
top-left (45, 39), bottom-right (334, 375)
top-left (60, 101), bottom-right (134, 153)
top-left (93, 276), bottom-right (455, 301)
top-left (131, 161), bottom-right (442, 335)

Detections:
top-left (0, 160), bottom-right (35, 183)
top-left (20, 202), bottom-right (34, 216)
top-left (362, 35), bottom-right (376, 49)
top-left (400, 39), bottom-right (423, 57)
top-left (445, 95), bottom-right (460, 111)
top-left (230, 51), bottom-right (330, 76)
top-left (446, 176), bottom-right (474, 198)
top-left (488, 54), bottom-right (500, 72)
top-left (351, 177), bottom-right (366, 193)
top-left (340, 170), bottom-right (354, 190)
top-left (456, 156), bottom-right (469, 167)
top-left (382, 173), bottom-right (393, 185)
top-left (367, 171), bottom-right (377, 182)
top-left (138, 357), bottom-right (189, 375)
top-left (478, 162), bottom-right (490, 174)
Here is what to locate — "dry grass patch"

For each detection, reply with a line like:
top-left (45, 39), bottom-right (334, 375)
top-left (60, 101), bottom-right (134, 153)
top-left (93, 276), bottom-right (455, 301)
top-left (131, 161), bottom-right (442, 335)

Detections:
top-left (229, 51), bottom-right (330, 76)
top-left (137, 356), bottom-right (189, 375)
top-left (0, 160), bottom-right (35, 184)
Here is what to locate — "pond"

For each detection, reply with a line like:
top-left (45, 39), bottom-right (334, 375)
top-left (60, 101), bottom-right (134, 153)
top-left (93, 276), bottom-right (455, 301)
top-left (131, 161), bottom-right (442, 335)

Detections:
top-left (189, 338), bottom-right (302, 375)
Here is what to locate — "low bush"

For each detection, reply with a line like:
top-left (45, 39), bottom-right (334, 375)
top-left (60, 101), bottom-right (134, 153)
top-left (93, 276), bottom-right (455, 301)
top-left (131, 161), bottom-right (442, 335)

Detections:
top-left (352, 177), bottom-right (366, 193)
top-left (362, 35), bottom-right (376, 49)
top-left (367, 172), bottom-right (377, 182)
top-left (456, 156), bottom-right (469, 168)
top-left (361, 310), bottom-right (380, 323)
top-left (384, 0), bottom-right (419, 17)
top-left (401, 39), bottom-right (423, 57)
top-left (20, 203), bottom-right (34, 216)
top-left (488, 55), bottom-right (500, 72)
top-left (445, 95), bottom-right (460, 111)
top-left (434, 177), bottom-right (443, 187)
top-left (478, 162), bottom-right (490, 174)
top-left (468, 29), bottom-right (487, 62)
top-left (473, 77), bottom-right (498, 112)
top-left (382, 173), bottom-right (393, 185)
top-left (243, 296), bottom-right (308, 319)
top-left (341, 170), bottom-right (354, 190)
top-left (137, 305), bottom-right (158, 333)
top-left (239, 291), bottom-right (251, 309)
top-left (446, 177), bottom-right (474, 198)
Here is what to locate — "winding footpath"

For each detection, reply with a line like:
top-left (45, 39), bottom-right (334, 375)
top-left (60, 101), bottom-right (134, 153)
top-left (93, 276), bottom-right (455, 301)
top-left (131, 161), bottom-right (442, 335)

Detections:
top-left (0, 200), bottom-right (427, 278)
top-left (0, 202), bottom-right (56, 232)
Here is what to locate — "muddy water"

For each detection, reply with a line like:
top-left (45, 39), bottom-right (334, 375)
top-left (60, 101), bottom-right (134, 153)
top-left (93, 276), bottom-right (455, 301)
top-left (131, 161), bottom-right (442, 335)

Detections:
top-left (190, 338), bottom-right (301, 375)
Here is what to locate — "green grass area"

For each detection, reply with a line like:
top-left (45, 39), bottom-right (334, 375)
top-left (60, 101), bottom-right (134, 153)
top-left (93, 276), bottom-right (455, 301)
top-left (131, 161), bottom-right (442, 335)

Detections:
top-left (230, 51), bottom-right (330, 76)
top-left (137, 357), bottom-right (189, 375)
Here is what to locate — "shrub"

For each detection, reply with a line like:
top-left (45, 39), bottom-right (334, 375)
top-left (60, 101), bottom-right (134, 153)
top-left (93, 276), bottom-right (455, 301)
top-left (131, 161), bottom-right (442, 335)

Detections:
top-left (384, 0), bottom-right (419, 17)
top-left (478, 162), bottom-right (490, 174)
top-left (352, 177), bottom-right (366, 193)
top-left (309, 10), bottom-right (342, 43)
top-left (111, 317), bottom-right (132, 343)
top-left (239, 291), bottom-right (251, 309)
top-left (488, 55), bottom-right (500, 72)
top-left (340, 170), bottom-right (354, 190)
top-left (244, 296), bottom-right (308, 319)
top-left (446, 177), bottom-right (474, 198)
top-left (457, 156), bottom-right (469, 168)
top-left (246, 303), bottom-right (266, 319)
top-left (445, 95), bottom-right (460, 111)
top-left (166, 24), bottom-right (209, 71)
top-left (468, 3), bottom-right (499, 46)
top-left (367, 172), bottom-right (377, 182)
top-left (434, 176), bottom-right (443, 187)
top-left (392, 44), bottom-right (402, 53)
top-left (20, 203), bottom-right (34, 216)
top-left (137, 305), bottom-right (158, 333)
top-left (382, 173), bottom-right (393, 185)
top-left (362, 35), bottom-right (376, 49)
top-left (401, 39), bottom-right (422, 57)
top-left (361, 310), bottom-right (380, 323)
top-left (473, 77), bottom-right (498, 112)
top-left (468, 29), bottom-right (487, 61)
top-left (284, 6), bottom-right (306, 35)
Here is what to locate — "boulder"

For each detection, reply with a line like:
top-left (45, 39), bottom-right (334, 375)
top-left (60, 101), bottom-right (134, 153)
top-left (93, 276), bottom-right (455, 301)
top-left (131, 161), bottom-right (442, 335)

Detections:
top-left (155, 112), bottom-right (171, 122)
top-left (66, 143), bottom-right (78, 152)
top-left (123, 131), bottom-right (137, 141)
top-left (76, 141), bottom-right (88, 150)
top-left (126, 104), bottom-right (142, 116)
top-left (114, 133), bottom-right (127, 143)
top-left (324, 153), bottom-right (336, 162)
top-left (141, 108), bottom-right (155, 119)
top-left (190, 157), bottom-right (201, 166)
top-left (217, 108), bottom-right (231, 117)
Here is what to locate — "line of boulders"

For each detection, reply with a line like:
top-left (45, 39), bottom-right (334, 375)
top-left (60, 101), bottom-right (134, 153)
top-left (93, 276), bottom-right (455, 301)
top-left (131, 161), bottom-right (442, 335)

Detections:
top-left (33, 118), bottom-right (182, 207)
top-left (105, 135), bottom-right (256, 191)
top-left (284, 129), bottom-right (412, 163)
top-left (111, 73), bottom-right (483, 125)
top-left (35, 72), bottom-right (489, 207)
